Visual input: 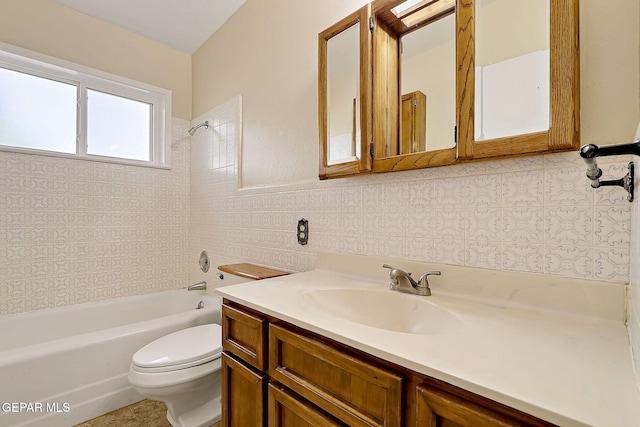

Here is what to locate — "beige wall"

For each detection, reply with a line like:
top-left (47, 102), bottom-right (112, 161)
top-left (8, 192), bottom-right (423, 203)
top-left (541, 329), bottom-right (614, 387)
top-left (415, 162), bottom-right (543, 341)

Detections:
top-left (580, 0), bottom-right (640, 145)
top-left (193, 0), bottom-right (640, 187)
top-left (475, 0), bottom-right (549, 67)
top-left (193, 0), bottom-right (371, 186)
top-left (0, 0), bottom-right (192, 120)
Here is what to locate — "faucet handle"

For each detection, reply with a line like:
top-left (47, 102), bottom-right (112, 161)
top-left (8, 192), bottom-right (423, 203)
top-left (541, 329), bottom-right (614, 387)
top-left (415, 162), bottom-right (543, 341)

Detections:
top-left (417, 271), bottom-right (441, 286)
top-left (382, 264), bottom-right (402, 290)
top-left (382, 264), bottom-right (408, 274)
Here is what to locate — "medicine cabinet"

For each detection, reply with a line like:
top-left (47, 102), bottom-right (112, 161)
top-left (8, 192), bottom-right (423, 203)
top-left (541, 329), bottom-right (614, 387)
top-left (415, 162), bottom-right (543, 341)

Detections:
top-left (457, 0), bottom-right (580, 161)
top-left (318, 4), bottom-right (372, 178)
top-left (318, 0), bottom-right (580, 179)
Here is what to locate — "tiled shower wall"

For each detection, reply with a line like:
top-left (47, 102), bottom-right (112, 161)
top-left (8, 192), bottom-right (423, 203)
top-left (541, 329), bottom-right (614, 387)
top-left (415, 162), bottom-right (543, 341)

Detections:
top-left (0, 119), bottom-right (191, 315)
top-left (190, 97), bottom-right (632, 287)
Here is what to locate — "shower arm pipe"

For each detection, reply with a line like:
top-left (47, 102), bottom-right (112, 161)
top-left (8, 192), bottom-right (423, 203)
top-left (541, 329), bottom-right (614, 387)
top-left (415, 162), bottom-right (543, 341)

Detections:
top-left (188, 120), bottom-right (209, 136)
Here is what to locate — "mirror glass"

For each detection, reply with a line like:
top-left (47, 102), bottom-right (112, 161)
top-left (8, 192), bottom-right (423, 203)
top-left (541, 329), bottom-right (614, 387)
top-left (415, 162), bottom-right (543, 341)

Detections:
top-left (327, 22), bottom-right (361, 165)
top-left (400, 12), bottom-right (456, 154)
top-left (474, 0), bottom-right (550, 141)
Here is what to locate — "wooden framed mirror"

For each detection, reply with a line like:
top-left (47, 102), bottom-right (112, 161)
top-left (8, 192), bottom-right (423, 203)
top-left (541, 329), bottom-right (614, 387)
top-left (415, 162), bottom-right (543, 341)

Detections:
top-left (371, 0), bottom-right (458, 173)
top-left (318, 0), bottom-right (579, 178)
top-left (319, 4), bottom-right (373, 179)
top-left (457, 0), bottom-right (580, 160)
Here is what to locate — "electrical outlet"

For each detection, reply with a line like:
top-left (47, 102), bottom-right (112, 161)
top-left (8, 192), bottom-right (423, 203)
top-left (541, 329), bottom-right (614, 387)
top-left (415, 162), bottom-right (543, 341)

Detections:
top-left (297, 219), bottom-right (309, 245)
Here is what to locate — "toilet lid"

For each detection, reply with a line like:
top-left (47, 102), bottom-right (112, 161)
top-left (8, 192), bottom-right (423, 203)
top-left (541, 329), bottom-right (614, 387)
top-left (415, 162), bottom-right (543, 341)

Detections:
top-left (133, 324), bottom-right (222, 371)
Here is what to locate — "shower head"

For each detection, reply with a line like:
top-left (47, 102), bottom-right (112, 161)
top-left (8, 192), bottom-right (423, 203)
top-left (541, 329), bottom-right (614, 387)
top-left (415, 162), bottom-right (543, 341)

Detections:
top-left (188, 121), bottom-right (209, 136)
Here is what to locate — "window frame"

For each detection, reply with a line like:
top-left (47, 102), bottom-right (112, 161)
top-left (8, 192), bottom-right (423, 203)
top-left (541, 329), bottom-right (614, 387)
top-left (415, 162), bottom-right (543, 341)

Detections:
top-left (0, 42), bottom-right (172, 168)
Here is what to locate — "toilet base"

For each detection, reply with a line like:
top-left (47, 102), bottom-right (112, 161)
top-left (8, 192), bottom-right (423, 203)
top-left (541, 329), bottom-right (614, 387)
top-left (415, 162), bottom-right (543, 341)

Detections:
top-left (129, 364), bottom-right (221, 427)
top-left (166, 396), bottom-right (221, 427)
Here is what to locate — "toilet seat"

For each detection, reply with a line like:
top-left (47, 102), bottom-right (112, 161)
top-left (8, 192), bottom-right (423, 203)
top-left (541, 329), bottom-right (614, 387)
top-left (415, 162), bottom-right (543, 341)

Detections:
top-left (132, 324), bottom-right (222, 373)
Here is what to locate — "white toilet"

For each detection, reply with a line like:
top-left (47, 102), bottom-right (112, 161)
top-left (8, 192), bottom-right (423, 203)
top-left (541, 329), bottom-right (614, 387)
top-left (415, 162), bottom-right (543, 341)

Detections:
top-left (128, 324), bottom-right (223, 427)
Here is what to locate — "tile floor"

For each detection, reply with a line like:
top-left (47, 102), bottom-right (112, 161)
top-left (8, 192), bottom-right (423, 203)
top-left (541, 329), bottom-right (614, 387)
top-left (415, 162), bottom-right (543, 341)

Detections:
top-left (74, 399), bottom-right (222, 427)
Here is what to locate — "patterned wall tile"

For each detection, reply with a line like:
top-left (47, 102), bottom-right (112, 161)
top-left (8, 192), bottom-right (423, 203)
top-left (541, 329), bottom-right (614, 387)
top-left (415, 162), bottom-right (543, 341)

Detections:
top-left (594, 205), bottom-right (631, 247)
top-left (187, 99), bottom-right (632, 292)
top-left (466, 208), bottom-right (502, 241)
top-left (502, 243), bottom-right (544, 273)
top-left (466, 241), bottom-right (502, 269)
top-left (503, 207), bottom-right (544, 243)
top-left (544, 167), bottom-right (594, 206)
top-left (594, 247), bottom-right (630, 281)
top-left (0, 118), bottom-right (191, 315)
top-left (545, 206), bottom-right (593, 246)
top-left (502, 170), bottom-right (544, 206)
top-left (544, 245), bottom-right (593, 278)
top-left (4, 98), bottom-right (630, 316)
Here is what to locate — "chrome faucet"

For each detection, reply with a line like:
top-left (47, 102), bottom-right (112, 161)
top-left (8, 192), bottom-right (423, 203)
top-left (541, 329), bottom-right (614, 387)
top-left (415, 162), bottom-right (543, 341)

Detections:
top-left (382, 264), bottom-right (441, 296)
top-left (187, 281), bottom-right (207, 291)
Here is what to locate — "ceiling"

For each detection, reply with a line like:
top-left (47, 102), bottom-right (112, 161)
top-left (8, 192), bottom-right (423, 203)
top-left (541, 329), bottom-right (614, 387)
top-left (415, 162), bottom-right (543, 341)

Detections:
top-left (51, 0), bottom-right (246, 54)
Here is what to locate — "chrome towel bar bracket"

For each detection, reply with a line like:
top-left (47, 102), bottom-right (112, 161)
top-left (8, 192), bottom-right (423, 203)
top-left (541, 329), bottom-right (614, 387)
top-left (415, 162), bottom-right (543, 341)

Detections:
top-left (579, 140), bottom-right (640, 202)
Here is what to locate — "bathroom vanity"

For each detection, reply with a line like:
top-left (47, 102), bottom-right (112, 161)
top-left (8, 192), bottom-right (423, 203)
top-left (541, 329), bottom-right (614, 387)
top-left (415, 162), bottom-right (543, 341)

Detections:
top-left (215, 253), bottom-right (640, 426)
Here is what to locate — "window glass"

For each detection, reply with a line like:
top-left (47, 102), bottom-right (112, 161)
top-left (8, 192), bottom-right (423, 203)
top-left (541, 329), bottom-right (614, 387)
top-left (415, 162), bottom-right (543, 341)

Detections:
top-left (87, 89), bottom-right (152, 161)
top-left (0, 44), bottom-right (170, 168)
top-left (0, 67), bottom-right (77, 154)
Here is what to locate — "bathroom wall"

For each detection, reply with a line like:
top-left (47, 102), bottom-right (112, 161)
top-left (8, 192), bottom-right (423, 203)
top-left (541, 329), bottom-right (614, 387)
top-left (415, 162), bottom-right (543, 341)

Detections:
top-left (0, 0), bottom-right (192, 119)
top-left (0, 1), bottom-right (195, 315)
top-left (189, 0), bottom-right (640, 286)
top-left (192, 0), bottom-right (372, 186)
top-left (0, 121), bottom-right (191, 315)
top-left (188, 98), bottom-right (633, 289)
top-left (192, 0), bottom-right (640, 187)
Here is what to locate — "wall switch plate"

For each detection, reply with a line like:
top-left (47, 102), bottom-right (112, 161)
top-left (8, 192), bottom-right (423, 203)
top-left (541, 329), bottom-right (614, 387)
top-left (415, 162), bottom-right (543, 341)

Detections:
top-left (297, 219), bottom-right (309, 245)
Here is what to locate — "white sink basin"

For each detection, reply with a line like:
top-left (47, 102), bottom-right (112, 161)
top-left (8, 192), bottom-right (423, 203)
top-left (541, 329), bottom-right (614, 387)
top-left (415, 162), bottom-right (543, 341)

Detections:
top-left (302, 288), bottom-right (462, 335)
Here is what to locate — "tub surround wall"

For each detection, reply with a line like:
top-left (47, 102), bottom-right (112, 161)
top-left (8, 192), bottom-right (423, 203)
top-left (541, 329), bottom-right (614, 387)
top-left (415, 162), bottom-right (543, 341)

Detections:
top-left (0, 119), bottom-right (191, 316)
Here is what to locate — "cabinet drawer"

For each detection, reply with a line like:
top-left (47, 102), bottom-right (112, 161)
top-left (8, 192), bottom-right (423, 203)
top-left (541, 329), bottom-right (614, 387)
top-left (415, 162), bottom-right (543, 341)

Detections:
top-left (269, 324), bottom-right (403, 427)
top-left (268, 383), bottom-right (348, 427)
top-left (416, 383), bottom-right (557, 427)
top-left (222, 304), bottom-right (268, 370)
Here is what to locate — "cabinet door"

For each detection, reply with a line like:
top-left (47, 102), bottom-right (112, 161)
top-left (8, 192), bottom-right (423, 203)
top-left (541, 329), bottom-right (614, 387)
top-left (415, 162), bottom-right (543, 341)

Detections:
top-left (416, 383), bottom-right (555, 427)
top-left (456, 0), bottom-right (579, 161)
top-left (222, 353), bottom-right (266, 427)
top-left (268, 383), bottom-right (348, 427)
top-left (318, 4), bottom-right (373, 179)
top-left (269, 324), bottom-right (403, 427)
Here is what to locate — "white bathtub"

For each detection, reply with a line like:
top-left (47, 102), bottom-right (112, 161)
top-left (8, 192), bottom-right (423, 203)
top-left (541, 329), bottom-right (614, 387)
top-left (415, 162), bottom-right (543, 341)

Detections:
top-left (0, 289), bottom-right (221, 427)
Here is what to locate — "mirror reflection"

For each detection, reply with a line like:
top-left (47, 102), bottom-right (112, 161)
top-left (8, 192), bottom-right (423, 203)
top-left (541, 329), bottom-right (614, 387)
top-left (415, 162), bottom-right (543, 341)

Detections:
top-left (474, 0), bottom-right (550, 141)
top-left (400, 12), bottom-right (456, 154)
top-left (327, 22), bottom-right (361, 165)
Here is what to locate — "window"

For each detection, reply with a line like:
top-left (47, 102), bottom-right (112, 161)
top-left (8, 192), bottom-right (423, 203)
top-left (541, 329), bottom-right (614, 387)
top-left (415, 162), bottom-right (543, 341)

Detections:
top-left (0, 43), bottom-right (171, 167)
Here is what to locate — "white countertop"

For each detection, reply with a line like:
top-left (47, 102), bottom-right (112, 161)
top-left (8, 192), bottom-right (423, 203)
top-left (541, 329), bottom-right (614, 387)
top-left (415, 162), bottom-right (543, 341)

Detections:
top-left (215, 253), bottom-right (640, 427)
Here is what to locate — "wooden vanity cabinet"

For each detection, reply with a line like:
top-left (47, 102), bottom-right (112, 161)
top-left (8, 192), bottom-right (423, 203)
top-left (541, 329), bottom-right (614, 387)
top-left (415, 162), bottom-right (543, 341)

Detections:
top-left (221, 301), bottom-right (556, 427)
